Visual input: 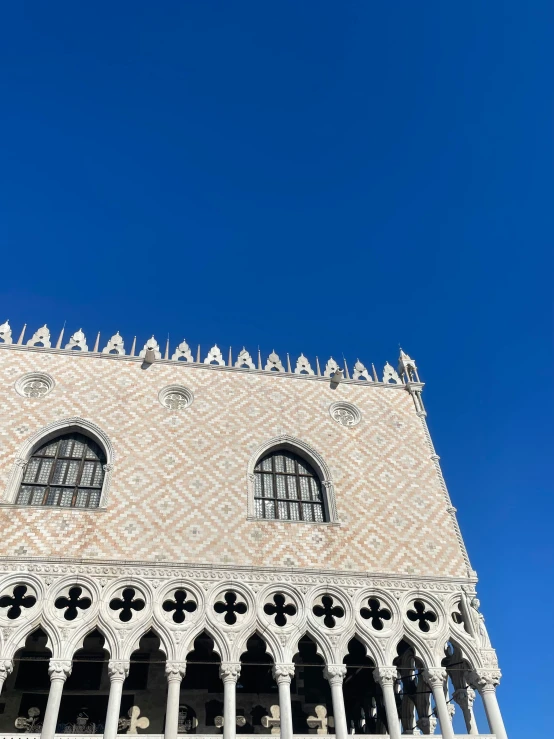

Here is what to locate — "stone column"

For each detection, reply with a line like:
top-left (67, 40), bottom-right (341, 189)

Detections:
top-left (422, 669), bottom-right (454, 739)
top-left (220, 662), bottom-right (241, 739)
top-left (103, 660), bottom-right (130, 739)
top-left (165, 662), bottom-right (187, 739)
top-left (0, 659), bottom-right (13, 696)
top-left (466, 669), bottom-right (508, 739)
top-left (373, 667), bottom-right (401, 739)
top-left (323, 665), bottom-right (348, 739)
top-left (452, 687), bottom-right (479, 734)
top-left (272, 664), bottom-right (295, 739)
top-left (41, 659), bottom-right (72, 739)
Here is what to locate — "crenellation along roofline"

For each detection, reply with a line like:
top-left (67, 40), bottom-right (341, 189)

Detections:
top-left (0, 342), bottom-right (420, 391)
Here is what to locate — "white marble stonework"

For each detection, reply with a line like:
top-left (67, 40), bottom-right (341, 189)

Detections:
top-left (0, 327), bottom-right (507, 739)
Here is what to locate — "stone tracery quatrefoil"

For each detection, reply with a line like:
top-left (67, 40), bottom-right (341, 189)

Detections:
top-left (109, 588), bottom-right (145, 622)
top-left (15, 373), bottom-right (54, 399)
top-left (158, 385), bottom-right (194, 411)
top-left (54, 586), bottom-right (92, 621)
top-left (214, 591), bottom-right (247, 625)
top-left (407, 600), bottom-right (437, 632)
top-left (264, 593), bottom-right (297, 627)
top-left (360, 597), bottom-right (391, 630)
top-left (312, 594), bottom-right (344, 628)
top-left (0, 585), bottom-right (37, 619)
top-left (163, 589), bottom-right (197, 624)
top-left (329, 401), bottom-right (361, 428)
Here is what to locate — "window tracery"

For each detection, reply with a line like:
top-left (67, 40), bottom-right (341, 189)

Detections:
top-left (254, 450), bottom-right (326, 522)
top-left (16, 432), bottom-right (106, 509)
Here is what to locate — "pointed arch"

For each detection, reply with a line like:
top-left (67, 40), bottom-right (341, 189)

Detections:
top-left (2, 417), bottom-right (115, 507)
top-left (234, 626), bottom-right (279, 664)
top-left (121, 621), bottom-right (169, 662)
top-left (290, 626), bottom-right (334, 667)
top-left (67, 623), bottom-right (114, 662)
top-left (180, 624), bottom-right (228, 664)
top-left (443, 633), bottom-right (482, 672)
top-left (388, 633), bottom-right (434, 671)
top-left (336, 627), bottom-right (384, 666)
top-left (246, 435), bottom-right (338, 523)
top-left (7, 621), bottom-right (56, 661)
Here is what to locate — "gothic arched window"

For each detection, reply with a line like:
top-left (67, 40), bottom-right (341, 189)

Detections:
top-left (254, 450), bottom-right (326, 522)
top-left (17, 432), bottom-right (106, 508)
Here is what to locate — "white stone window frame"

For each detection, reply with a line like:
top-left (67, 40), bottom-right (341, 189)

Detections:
top-left (1, 417), bottom-right (115, 510)
top-left (246, 434), bottom-right (339, 524)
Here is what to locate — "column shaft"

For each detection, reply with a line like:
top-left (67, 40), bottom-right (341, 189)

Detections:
top-left (431, 688), bottom-right (455, 739)
top-left (272, 664), bottom-right (295, 739)
top-left (466, 668), bottom-right (507, 739)
top-left (422, 669), bottom-right (454, 739)
top-left (277, 680), bottom-right (293, 739)
top-left (165, 679), bottom-right (182, 739)
top-left (165, 662), bottom-right (186, 739)
top-left (104, 679), bottom-right (124, 739)
top-left (323, 665), bottom-right (347, 739)
top-left (41, 660), bottom-right (71, 739)
top-left (373, 667), bottom-right (401, 739)
top-left (481, 688), bottom-right (508, 739)
top-left (42, 679), bottom-right (65, 739)
top-left (104, 661), bottom-right (129, 739)
top-left (220, 663), bottom-right (240, 739)
top-left (223, 679), bottom-right (236, 739)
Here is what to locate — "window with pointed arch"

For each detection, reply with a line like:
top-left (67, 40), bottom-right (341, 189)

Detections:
top-left (254, 450), bottom-right (327, 522)
top-left (17, 432), bottom-right (106, 508)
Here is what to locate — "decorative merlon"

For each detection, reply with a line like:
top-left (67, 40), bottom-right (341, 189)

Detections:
top-left (0, 320), bottom-right (424, 390)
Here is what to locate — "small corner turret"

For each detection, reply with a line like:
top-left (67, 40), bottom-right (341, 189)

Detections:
top-left (398, 348), bottom-right (426, 415)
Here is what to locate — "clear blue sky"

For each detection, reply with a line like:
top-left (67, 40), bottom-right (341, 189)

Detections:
top-left (1, 2), bottom-right (552, 735)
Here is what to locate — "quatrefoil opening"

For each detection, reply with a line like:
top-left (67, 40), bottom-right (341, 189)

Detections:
top-left (54, 586), bottom-right (92, 621)
top-left (109, 588), bottom-right (145, 622)
top-left (360, 598), bottom-right (391, 631)
top-left (0, 585), bottom-right (37, 620)
top-left (407, 600), bottom-right (437, 632)
top-left (163, 589), bottom-right (198, 624)
top-left (214, 591), bottom-right (247, 626)
top-left (264, 593), bottom-right (297, 627)
top-left (312, 594), bottom-right (344, 629)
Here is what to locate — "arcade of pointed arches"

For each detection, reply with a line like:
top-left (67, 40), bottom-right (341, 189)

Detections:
top-left (0, 572), bottom-right (502, 738)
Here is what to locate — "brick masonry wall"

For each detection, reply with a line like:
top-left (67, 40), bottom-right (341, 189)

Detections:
top-left (0, 346), bottom-right (468, 578)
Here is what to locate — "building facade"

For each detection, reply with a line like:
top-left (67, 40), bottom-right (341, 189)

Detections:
top-left (0, 322), bottom-right (507, 739)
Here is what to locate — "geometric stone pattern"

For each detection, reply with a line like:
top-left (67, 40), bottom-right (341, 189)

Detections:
top-left (0, 344), bottom-right (469, 578)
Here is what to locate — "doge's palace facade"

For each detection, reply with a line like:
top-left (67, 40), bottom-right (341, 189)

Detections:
top-left (0, 322), bottom-right (506, 739)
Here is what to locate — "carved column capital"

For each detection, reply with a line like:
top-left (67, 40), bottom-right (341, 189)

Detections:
top-left (272, 663), bottom-right (295, 684)
top-left (108, 659), bottom-right (130, 681)
top-left (422, 667), bottom-right (448, 689)
top-left (465, 668), bottom-right (501, 693)
top-left (372, 666), bottom-right (398, 687)
top-left (48, 659), bottom-right (72, 681)
top-left (165, 661), bottom-right (187, 682)
top-left (219, 662), bottom-right (241, 683)
top-left (323, 664), bottom-right (347, 685)
top-left (452, 687), bottom-right (475, 711)
top-left (0, 659), bottom-right (13, 681)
